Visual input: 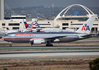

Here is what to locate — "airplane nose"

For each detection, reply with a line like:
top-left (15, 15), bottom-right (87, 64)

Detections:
top-left (1, 37), bottom-right (4, 40)
top-left (0, 34), bottom-right (3, 39)
top-left (1, 37), bottom-right (6, 42)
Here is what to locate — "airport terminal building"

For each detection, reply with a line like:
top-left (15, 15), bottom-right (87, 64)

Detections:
top-left (0, 4), bottom-right (99, 33)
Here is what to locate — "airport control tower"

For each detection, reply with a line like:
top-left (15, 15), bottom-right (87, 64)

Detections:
top-left (0, 0), bottom-right (4, 20)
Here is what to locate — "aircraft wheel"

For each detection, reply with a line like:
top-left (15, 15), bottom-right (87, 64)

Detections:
top-left (31, 42), bottom-right (33, 46)
top-left (9, 44), bottom-right (12, 47)
top-left (9, 42), bottom-right (12, 47)
top-left (50, 44), bottom-right (53, 46)
top-left (46, 44), bottom-right (53, 46)
top-left (46, 44), bottom-right (48, 46)
top-left (46, 44), bottom-right (50, 46)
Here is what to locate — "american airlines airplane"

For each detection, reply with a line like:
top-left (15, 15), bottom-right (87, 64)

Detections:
top-left (2, 15), bottom-right (96, 46)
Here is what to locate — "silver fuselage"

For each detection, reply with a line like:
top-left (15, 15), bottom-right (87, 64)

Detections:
top-left (2, 32), bottom-right (91, 43)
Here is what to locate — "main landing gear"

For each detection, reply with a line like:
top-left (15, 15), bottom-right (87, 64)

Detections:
top-left (46, 43), bottom-right (53, 46)
top-left (46, 41), bottom-right (53, 46)
top-left (30, 42), bottom-right (33, 46)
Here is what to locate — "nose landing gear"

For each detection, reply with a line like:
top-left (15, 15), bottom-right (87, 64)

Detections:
top-left (9, 42), bottom-right (12, 47)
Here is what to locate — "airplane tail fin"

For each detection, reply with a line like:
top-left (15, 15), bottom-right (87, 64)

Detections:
top-left (76, 15), bottom-right (96, 34)
top-left (24, 22), bottom-right (29, 28)
top-left (24, 22), bottom-right (34, 32)
top-left (27, 22), bottom-right (34, 29)
top-left (35, 21), bottom-right (45, 32)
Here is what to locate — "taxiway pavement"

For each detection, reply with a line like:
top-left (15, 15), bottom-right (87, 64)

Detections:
top-left (0, 50), bottom-right (99, 59)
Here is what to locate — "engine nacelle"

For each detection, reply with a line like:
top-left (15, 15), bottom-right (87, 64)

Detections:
top-left (30, 39), bottom-right (45, 45)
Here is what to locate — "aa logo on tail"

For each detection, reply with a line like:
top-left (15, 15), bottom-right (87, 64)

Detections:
top-left (81, 24), bottom-right (90, 31)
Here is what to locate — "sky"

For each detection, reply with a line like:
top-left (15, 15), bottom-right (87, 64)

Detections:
top-left (4, 0), bottom-right (99, 9)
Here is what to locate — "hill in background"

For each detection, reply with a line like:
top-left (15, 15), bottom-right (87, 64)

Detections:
top-left (4, 6), bottom-right (99, 20)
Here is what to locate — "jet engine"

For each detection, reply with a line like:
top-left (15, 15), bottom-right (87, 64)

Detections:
top-left (30, 39), bottom-right (45, 45)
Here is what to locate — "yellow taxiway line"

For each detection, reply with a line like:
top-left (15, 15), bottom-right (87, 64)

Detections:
top-left (38, 56), bottom-right (46, 58)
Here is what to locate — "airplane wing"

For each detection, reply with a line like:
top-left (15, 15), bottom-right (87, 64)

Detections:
top-left (45, 36), bottom-right (67, 40)
top-left (30, 35), bottom-right (67, 42)
top-left (43, 35), bottom-right (68, 42)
